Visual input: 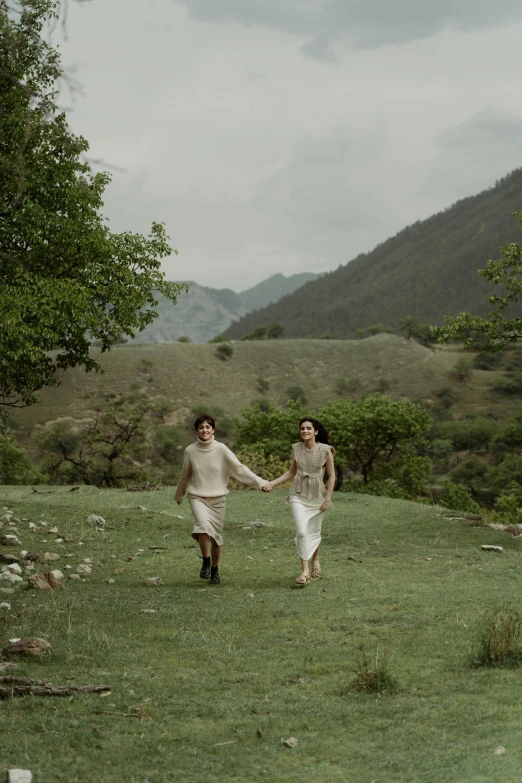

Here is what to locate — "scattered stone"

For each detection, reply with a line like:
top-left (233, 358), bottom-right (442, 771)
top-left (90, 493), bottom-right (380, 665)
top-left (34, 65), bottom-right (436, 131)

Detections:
top-left (0, 572), bottom-right (23, 585)
top-left (146, 577), bottom-right (164, 586)
top-left (51, 569), bottom-right (64, 580)
top-left (2, 638), bottom-right (52, 657)
top-left (494, 746), bottom-right (506, 755)
top-left (49, 527), bottom-right (59, 534)
top-left (137, 505), bottom-right (147, 511)
top-left (141, 608), bottom-right (158, 614)
top-left (3, 563), bottom-right (22, 575)
top-left (247, 593), bottom-right (255, 599)
top-left (0, 602), bottom-right (11, 611)
top-left (0, 662), bottom-right (17, 671)
top-left (27, 572), bottom-right (61, 590)
top-left (69, 574), bottom-right (81, 580)
top-left (87, 514), bottom-right (106, 527)
top-left (481, 545), bottom-right (503, 552)
top-left (243, 521), bottom-right (273, 529)
top-left (65, 565), bottom-right (72, 570)
top-left (0, 533), bottom-right (22, 546)
top-left (114, 568), bottom-right (126, 574)
top-left (0, 588), bottom-right (15, 595)
top-left (7, 769), bottom-right (33, 783)
top-left (77, 564), bottom-right (92, 574)
top-left (0, 553), bottom-right (19, 564)
top-left (283, 737), bottom-right (298, 748)
top-left (149, 547), bottom-right (166, 552)
top-left (25, 552), bottom-right (40, 562)
top-left (107, 578), bottom-right (116, 584)
top-left (43, 552), bottom-right (60, 562)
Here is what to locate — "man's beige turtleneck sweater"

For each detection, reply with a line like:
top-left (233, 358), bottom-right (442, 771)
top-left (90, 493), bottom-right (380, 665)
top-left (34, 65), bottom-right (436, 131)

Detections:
top-left (174, 437), bottom-right (266, 501)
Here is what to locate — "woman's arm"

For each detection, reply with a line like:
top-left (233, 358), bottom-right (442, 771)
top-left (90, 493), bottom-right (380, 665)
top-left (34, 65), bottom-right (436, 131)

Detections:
top-left (265, 456), bottom-right (297, 490)
top-left (174, 454), bottom-right (192, 504)
top-left (224, 447), bottom-right (268, 490)
top-left (320, 451), bottom-right (335, 511)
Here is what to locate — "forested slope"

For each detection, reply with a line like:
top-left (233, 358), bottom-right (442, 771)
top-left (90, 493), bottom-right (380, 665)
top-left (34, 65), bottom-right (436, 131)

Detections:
top-left (224, 169), bottom-right (522, 339)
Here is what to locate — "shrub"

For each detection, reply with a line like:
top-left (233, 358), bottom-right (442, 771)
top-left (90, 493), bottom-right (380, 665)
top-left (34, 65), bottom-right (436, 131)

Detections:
top-left (430, 438), bottom-right (454, 466)
top-left (256, 378), bottom-right (270, 394)
top-left (440, 479), bottom-right (480, 513)
top-left (215, 343), bottom-right (233, 361)
top-left (177, 335), bottom-right (191, 343)
top-left (336, 378), bottom-right (361, 397)
top-left (285, 385), bottom-right (307, 406)
top-left (473, 352), bottom-right (502, 370)
top-left (352, 644), bottom-right (397, 695)
top-left (492, 374), bottom-right (522, 396)
top-left (376, 377), bottom-right (391, 393)
top-left (449, 456), bottom-right (489, 492)
top-left (474, 608), bottom-right (522, 666)
top-left (0, 431), bottom-right (45, 485)
top-left (451, 357), bottom-right (473, 384)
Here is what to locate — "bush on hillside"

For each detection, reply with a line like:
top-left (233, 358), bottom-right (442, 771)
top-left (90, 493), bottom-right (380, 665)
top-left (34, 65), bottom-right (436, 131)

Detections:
top-left (492, 374), bottom-right (522, 395)
top-left (440, 479), bottom-right (480, 514)
top-left (0, 430), bottom-right (45, 485)
top-left (215, 343), bottom-right (234, 361)
top-left (449, 456), bottom-right (489, 493)
top-left (474, 352), bottom-right (502, 370)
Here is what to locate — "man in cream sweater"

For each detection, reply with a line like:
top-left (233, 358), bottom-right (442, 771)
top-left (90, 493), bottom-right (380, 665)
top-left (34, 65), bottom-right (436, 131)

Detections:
top-left (175, 414), bottom-right (270, 584)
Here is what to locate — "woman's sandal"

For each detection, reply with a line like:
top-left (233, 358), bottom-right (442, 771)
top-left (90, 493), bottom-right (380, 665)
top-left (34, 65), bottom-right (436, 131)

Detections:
top-left (295, 573), bottom-right (310, 585)
top-left (310, 565), bottom-right (322, 579)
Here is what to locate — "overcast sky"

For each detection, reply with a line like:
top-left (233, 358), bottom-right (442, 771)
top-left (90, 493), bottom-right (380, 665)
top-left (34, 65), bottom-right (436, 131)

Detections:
top-left (59, 0), bottom-right (522, 291)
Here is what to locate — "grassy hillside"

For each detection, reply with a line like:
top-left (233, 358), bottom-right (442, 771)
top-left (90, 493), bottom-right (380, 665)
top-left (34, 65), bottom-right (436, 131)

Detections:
top-left (9, 336), bottom-right (513, 446)
top-left (2, 486), bottom-right (522, 782)
top-left (224, 168), bottom-right (522, 339)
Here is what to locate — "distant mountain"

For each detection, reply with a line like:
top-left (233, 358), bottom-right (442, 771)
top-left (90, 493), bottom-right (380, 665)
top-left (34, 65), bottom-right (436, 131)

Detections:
top-left (238, 272), bottom-right (319, 312)
top-left (132, 284), bottom-right (247, 345)
top-left (223, 168), bottom-right (522, 339)
top-left (131, 272), bottom-right (320, 344)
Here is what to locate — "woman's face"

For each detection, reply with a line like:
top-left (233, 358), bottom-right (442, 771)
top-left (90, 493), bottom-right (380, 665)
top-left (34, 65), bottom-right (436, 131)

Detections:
top-left (197, 421), bottom-right (215, 441)
top-left (300, 421), bottom-right (318, 443)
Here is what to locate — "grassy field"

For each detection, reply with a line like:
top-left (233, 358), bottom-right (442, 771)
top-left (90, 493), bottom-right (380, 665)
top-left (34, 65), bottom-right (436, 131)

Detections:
top-left (1, 486), bottom-right (522, 782)
top-left (9, 336), bottom-right (513, 447)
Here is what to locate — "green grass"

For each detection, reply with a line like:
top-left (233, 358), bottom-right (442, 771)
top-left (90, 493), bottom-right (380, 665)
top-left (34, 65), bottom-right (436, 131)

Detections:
top-left (1, 486), bottom-right (522, 782)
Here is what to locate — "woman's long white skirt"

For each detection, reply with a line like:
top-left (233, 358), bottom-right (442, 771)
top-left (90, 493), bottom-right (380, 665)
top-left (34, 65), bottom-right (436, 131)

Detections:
top-left (289, 497), bottom-right (323, 560)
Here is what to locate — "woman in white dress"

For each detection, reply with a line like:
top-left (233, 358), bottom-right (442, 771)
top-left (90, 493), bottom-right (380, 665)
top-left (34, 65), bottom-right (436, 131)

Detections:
top-left (265, 417), bottom-right (335, 585)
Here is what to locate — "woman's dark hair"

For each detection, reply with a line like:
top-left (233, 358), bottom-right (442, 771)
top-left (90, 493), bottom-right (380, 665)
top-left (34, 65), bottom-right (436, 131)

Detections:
top-left (194, 413), bottom-right (215, 431)
top-left (299, 417), bottom-right (330, 445)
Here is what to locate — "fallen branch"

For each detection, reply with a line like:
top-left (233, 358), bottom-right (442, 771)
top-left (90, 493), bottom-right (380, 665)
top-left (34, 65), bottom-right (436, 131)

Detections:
top-left (0, 679), bottom-right (112, 699)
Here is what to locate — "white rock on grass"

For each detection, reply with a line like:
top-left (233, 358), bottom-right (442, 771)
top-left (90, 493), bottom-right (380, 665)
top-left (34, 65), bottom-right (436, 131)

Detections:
top-left (77, 564), bottom-right (92, 574)
top-left (0, 572), bottom-right (23, 585)
top-left (0, 588), bottom-right (16, 594)
top-left (69, 573), bottom-right (81, 580)
top-left (7, 769), bottom-right (33, 783)
top-left (0, 602), bottom-right (11, 611)
top-left (87, 514), bottom-right (106, 527)
top-left (51, 570), bottom-right (64, 580)
top-left (146, 577), bottom-right (164, 586)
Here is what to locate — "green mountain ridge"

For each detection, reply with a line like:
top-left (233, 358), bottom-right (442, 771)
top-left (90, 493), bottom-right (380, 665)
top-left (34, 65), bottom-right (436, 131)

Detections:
top-left (223, 168), bottom-right (522, 339)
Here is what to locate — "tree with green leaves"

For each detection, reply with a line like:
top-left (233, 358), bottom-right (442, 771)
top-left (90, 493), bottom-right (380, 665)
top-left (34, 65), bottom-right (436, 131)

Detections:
top-left (0, 429), bottom-right (44, 484)
top-left (433, 212), bottom-right (522, 352)
top-left (319, 395), bottom-right (431, 486)
top-left (234, 401), bottom-right (307, 459)
top-left (37, 395), bottom-right (167, 486)
top-left (0, 0), bottom-right (185, 415)
top-left (451, 357), bottom-right (473, 385)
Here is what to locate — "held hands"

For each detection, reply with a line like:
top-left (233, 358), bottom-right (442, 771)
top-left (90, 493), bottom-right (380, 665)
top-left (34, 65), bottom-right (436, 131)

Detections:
top-left (262, 482), bottom-right (273, 492)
